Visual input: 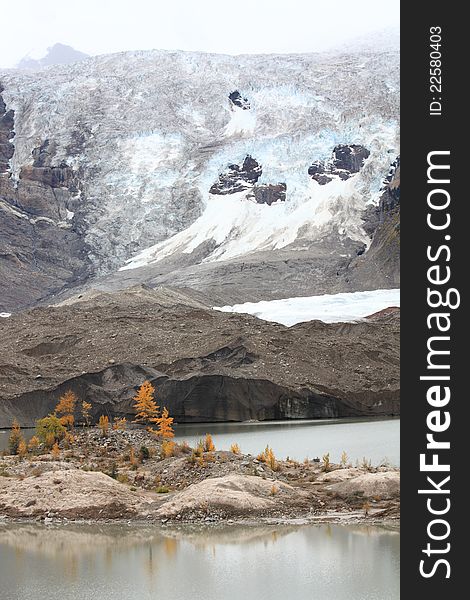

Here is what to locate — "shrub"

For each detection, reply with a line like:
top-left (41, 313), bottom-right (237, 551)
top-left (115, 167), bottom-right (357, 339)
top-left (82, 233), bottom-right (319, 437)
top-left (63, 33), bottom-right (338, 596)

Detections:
top-left (179, 441), bottom-right (192, 454)
top-left (17, 439), bottom-right (28, 459)
top-left (230, 443), bottom-right (241, 455)
top-left (140, 445), bottom-right (150, 461)
top-left (161, 440), bottom-right (175, 459)
top-left (112, 417), bottom-right (127, 431)
top-left (203, 434), bottom-right (215, 452)
top-left (51, 442), bottom-right (60, 459)
top-left (28, 436), bottom-right (40, 453)
top-left (98, 415), bottom-right (109, 437)
top-left (36, 414), bottom-right (66, 448)
top-left (322, 452), bottom-right (331, 472)
top-left (108, 462), bottom-right (118, 479)
top-left (117, 473), bottom-right (129, 484)
top-left (340, 451), bottom-right (348, 468)
top-left (270, 484), bottom-right (279, 496)
top-left (156, 485), bottom-right (170, 493)
top-left (8, 419), bottom-right (23, 455)
top-left (258, 446), bottom-right (278, 471)
top-left (129, 446), bottom-right (138, 467)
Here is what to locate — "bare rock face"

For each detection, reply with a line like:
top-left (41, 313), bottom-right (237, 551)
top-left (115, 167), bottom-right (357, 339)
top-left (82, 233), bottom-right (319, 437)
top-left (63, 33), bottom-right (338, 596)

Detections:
top-left (342, 156), bottom-right (400, 289)
top-left (308, 144), bottom-right (370, 184)
top-left (0, 102), bottom-right (91, 313)
top-left (209, 155), bottom-right (262, 195)
top-left (247, 183), bottom-right (286, 205)
top-left (0, 287), bottom-right (400, 427)
top-left (0, 86), bottom-right (15, 176)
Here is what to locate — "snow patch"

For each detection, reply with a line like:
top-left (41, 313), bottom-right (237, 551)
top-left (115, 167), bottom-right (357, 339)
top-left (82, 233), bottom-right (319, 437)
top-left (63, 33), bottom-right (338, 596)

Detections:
top-left (225, 105), bottom-right (256, 136)
top-left (214, 289), bottom-right (400, 326)
top-left (0, 313), bottom-right (11, 318)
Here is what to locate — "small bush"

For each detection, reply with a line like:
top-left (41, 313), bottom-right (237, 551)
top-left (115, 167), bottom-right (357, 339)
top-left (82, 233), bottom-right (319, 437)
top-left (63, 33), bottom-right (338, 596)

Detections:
top-left (161, 440), bottom-right (175, 459)
top-left (51, 442), bottom-right (60, 459)
top-left (28, 436), bottom-right (40, 453)
top-left (340, 451), bottom-right (348, 468)
top-left (17, 439), bottom-right (28, 459)
top-left (203, 434), bottom-right (215, 452)
top-left (98, 415), bottom-right (109, 437)
top-left (322, 452), bottom-right (331, 472)
top-left (230, 443), bottom-right (241, 455)
top-left (140, 446), bottom-right (150, 461)
top-left (156, 485), bottom-right (170, 493)
top-left (258, 446), bottom-right (278, 471)
top-left (113, 417), bottom-right (127, 431)
top-left (270, 484), bottom-right (279, 496)
top-left (179, 441), bottom-right (192, 454)
top-left (117, 473), bottom-right (129, 484)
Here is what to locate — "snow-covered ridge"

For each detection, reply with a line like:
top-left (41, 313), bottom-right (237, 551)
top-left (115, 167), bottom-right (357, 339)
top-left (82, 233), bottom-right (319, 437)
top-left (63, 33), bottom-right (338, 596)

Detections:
top-left (214, 289), bottom-right (400, 326)
top-left (1, 47), bottom-right (399, 275)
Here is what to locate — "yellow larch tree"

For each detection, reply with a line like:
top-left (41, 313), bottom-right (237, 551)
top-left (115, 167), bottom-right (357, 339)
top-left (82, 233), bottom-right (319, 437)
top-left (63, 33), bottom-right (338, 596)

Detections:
top-left (133, 381), bottom-right (159, 426)
top-left (154, 407), bottom-right (174, 439)
top-left (55, 390), bottom-right (77, 429)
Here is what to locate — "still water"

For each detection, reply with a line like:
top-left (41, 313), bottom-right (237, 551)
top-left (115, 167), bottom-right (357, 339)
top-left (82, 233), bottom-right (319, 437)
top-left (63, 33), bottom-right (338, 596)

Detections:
top-left (0, 523), bottom-right (399, 600)
top-left (0, 417), bottom-right (400, 466)
top-left (173, 417), bottom-right (400, 466)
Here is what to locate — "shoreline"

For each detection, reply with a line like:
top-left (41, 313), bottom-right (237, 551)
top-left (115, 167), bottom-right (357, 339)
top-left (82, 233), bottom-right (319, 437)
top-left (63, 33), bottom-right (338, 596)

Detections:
top-left (1, 427), bottom-right (400, 525)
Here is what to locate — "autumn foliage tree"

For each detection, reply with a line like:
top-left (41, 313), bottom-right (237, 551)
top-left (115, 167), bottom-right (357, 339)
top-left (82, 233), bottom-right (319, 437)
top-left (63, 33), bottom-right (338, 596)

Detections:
top-left (81, 401), bottom-right (92, 427)
top-left (8, 419), bottom-right (24, 455)
top-left (36, 414), bottom-right (66, 448)
top-left (154, 407), bottom-right (174, 439)
top-left (55, 390), bottom-right (77, 429)
top-left (133, 381), bottom-right (159, 426)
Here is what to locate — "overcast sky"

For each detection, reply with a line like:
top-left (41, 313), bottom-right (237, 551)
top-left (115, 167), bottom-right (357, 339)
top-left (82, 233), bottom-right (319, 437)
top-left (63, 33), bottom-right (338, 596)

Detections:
top-left (0, 0), bottom-right (400, 68)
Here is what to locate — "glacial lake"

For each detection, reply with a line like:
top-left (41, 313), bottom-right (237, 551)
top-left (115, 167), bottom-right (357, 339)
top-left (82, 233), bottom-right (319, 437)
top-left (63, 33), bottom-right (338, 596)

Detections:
top-left (173, 417), bottom-right (400, 466)
top-left (0, 523), bottom-right (400, 600)
top-left (0, 417), bottom-right (400, 466)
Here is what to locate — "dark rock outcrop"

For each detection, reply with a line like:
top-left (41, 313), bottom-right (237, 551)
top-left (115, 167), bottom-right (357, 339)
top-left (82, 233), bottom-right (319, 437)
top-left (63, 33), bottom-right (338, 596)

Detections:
top-left (342, 156), bottom-right (400, 288)
top-left (247, 183), bottom-right (287, 205)
top-left (0, 86), bottom-right (15, 177)
top-left (0, 127), bottom-right (91, 312)
top-left (0, 286), bottom-right (400, 427)
top-left (210, 155), bottom-right (262, 195)
top-left (308, 144), bottom-right (370, 185)
top-left (229, 90), bottom-right (250, 110)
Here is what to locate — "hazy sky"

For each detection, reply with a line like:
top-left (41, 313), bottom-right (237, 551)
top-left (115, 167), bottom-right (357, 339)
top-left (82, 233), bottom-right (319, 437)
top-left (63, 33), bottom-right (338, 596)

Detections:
top-left (0, 0), bottom-right (399, 67)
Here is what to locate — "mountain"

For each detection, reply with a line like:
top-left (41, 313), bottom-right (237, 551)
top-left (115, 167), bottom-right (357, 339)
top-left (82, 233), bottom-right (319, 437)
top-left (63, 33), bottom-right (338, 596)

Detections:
top-left (16, 43), bottom-right (89, 70)
top-left (0, 46), bottom-right (399, 312)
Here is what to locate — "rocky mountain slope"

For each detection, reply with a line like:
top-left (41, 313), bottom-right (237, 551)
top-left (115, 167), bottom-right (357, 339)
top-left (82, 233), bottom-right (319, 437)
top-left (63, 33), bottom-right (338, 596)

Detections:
top-left (1, 46), bottom-right (399, 311)
top-left (0, 286), bottom-right (399, 427)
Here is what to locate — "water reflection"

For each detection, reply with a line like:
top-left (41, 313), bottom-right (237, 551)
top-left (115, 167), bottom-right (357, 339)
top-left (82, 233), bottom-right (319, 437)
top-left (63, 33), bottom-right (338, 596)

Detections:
top-left (0, 523), bottom-right (399, 600)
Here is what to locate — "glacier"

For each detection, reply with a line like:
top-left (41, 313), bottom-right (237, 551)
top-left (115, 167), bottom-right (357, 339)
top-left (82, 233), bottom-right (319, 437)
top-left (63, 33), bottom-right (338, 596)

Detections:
top-left (1, 47), bottom-right (399, 275)
top-left (215, 289), bottom-right (400, 326)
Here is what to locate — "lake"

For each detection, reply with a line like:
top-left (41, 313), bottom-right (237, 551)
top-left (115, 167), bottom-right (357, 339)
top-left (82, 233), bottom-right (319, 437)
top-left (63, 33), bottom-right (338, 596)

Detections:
top-left (0, 523), bottom-right (399, 600)
top-left (173, 417), bottom-right (400, 466)
top-left (0, 417), bottom-right (400, 466)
